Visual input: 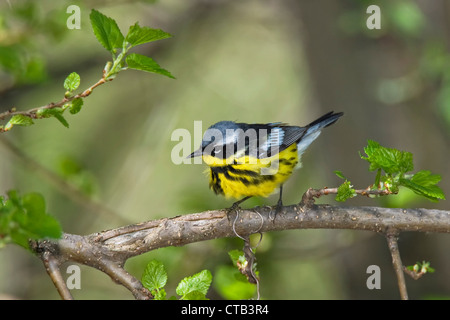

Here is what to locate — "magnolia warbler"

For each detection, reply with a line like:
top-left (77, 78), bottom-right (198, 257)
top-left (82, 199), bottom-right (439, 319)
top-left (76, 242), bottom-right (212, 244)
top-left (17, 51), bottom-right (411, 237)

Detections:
top-left (188, 111), bottom-right (343, 216)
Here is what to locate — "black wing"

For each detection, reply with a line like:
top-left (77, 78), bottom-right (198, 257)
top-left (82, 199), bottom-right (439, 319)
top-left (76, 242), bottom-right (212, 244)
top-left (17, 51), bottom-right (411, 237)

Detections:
top-left (242, 111), bottom-right (343, 158)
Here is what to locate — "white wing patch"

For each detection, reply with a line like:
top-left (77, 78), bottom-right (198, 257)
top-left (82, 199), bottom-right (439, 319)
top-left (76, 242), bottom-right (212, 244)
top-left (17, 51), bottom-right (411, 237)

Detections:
top-left (269, 127), bottom-right (284, 148)
top-left (259, 127), bottom-right (284, 158)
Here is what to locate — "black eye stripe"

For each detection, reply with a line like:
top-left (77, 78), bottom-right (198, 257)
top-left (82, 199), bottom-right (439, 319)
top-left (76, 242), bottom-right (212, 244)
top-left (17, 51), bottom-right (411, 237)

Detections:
top-left (210, 143), bottom-right (237, 159)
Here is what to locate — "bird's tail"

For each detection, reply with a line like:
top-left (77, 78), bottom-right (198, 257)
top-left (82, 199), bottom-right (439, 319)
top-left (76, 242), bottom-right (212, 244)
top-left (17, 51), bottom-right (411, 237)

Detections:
top-left (296, 111), bottom-right (343, 155)
top-left (307, 111), bottom-right (344, 130)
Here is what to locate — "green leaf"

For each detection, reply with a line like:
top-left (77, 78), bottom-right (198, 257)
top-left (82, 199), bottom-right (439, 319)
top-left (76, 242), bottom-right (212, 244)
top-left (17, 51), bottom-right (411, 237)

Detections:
top-left (0, 191), bottom-right (62, 250)
top-left (126, 53), bottom-right (175, 79)
top-left (21, 193), bottom-right (62, 239)
top-left (176, 269), bottom-right (212, 299)
top-left (426, 266), bottom-right (435, 273)
top-left (335, 180), bottom-right (356, 202)
top-left (39, 108), bottom-right (69, 128)
top-left (125, 22), bottom-right (172, 47)
top-left (410, 170), bottom-right (442, 187)
top-left (228, 249), bottom-right (246, 267)
top-left (400, 170), bottom-right (445, 201)
top-left (89, 9), bottom-right (124, 53)
top-left (63, 72), bottom-right (81, 92)
top-left (8, 114), bottom-right (34, 127)
top-left (213, 265), bottom-right (256, 300)
top-left (69, 98), bottom-right (83, 115)
top-left (141, 260), bottom-right (168, 291)
top-left (407, 261), bottom-right (435, 274)
top-left (152, 288), bottom-right (167, 300)
top-left (53, 112), bottom-right (69, 128)
top-left (419, 261), bottom-right (435, 273)
top-left (399, 177), bottom-right (445, 202)
top-left (334, 170), bottom-right (346, 180)
top-left (182, 291), bottom-right (208, 300)
top-left (358, 141), bottom-right (444, 201)
top-left (361, 140), bottom-right (413, 174)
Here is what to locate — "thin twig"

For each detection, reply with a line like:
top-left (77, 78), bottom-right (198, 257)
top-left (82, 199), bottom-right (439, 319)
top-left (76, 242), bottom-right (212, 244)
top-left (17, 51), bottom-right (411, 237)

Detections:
top-left (385, 229), bottom-right (408, 300)
top-left (300, 187), bottom-right (392, 207)
top-left (97, 259), bottom-right (152, 300)
top-left (0, 77), bottom-right (109, 132)
top-left (241, 236), bottom-right (260, 298)
top-left (40, 251), bottom-right (73, 300)
top-left (231, 209), bottom-right (263, 299)
top-left (403, 266), bottom-right (428, 280)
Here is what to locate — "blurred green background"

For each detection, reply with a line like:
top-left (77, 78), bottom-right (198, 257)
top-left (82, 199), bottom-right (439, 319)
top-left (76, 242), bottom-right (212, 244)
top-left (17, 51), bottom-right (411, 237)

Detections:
top-left (0, 0), bottom-right (449, 299)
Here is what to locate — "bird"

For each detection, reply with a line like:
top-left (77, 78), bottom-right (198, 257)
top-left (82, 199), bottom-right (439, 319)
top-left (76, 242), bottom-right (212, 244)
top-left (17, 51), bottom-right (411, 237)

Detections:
top-left (188, 111), bottom-right (343, 218)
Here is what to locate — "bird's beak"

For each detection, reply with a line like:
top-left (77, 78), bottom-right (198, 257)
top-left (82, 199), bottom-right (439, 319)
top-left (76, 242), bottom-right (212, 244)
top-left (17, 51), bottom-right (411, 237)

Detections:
top-left (187, 148), bottom-right (202, 158)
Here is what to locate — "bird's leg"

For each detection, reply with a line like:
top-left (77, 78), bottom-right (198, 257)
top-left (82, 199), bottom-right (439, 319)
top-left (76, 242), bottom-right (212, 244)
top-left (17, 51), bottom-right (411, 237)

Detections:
top-left (270, 185), bottom-right (284, 220)
top-left (226, 196), bottom-right (252, 219)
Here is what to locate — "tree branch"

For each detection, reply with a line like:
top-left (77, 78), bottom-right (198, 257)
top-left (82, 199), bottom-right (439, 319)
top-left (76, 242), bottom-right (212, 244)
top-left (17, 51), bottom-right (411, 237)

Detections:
top-left (300, 186), bottom-right (393, 207)
top-left (0, 77), bottom-right (109, 132)
top-left (33, 202), bottom-right (450, 299)
top-left (385, 229), bottom-right (408, 300)
top-left (39, 250), bottom-right (73, 300)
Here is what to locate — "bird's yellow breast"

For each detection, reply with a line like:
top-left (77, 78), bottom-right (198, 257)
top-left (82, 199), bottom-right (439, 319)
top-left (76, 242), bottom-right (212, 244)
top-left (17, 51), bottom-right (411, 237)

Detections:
top-left (203, 143), bottom-right (300, 199)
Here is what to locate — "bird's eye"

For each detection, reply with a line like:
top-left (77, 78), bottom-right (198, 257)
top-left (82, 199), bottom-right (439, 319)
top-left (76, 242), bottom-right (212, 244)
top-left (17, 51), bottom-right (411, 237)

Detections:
top-left (209, 145), bottom-right (224, 158)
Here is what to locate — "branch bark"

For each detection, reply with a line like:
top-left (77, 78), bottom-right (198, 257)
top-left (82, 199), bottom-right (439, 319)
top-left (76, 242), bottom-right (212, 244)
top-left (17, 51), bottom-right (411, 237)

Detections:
top-left (32, 201), bottom-right (450, 299)
top-left (385, 229), bottom-right (408, 300)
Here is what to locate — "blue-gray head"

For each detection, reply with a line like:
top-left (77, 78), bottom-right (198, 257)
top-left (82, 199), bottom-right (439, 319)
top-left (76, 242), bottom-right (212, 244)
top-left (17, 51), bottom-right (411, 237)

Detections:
top-left (188, 121), bottom-right (241, 159)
